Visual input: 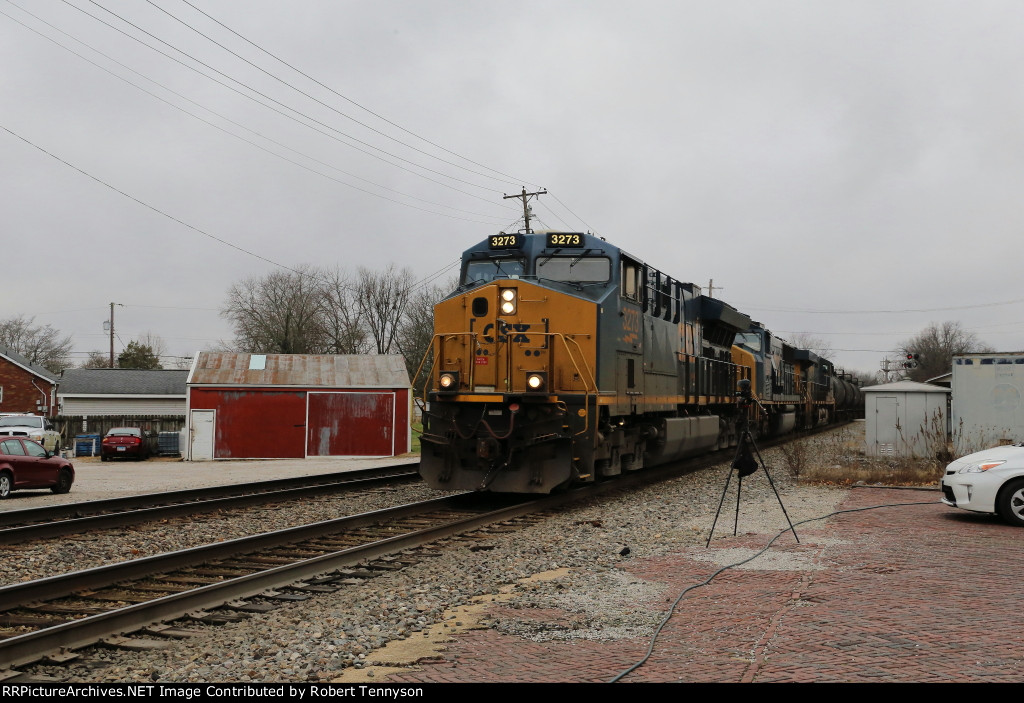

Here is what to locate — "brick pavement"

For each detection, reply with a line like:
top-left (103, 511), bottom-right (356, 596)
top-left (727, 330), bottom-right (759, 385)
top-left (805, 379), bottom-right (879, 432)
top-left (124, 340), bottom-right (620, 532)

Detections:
top-left (382, 487), bottom-right (1024, 683)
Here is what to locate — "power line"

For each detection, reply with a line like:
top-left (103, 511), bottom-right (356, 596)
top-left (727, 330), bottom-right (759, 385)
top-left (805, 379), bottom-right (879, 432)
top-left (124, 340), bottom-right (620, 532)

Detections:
top-left (2, 123), bottom-right (301, 273)
top-left (177, 0), bottom-right (531, 188)
top-left (152, 0), bottom-right (533, 188)
top-left (738, 298), bottom-right (1024, 314)
top-left (68, 0), bottom-right (517, 196)
top-left (2, 4), bottom-right (514, 224)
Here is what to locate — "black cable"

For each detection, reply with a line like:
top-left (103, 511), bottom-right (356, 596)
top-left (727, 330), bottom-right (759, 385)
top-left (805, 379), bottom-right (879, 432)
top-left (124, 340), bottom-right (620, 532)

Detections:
top-left (608, 498), bottom-right (937, 683)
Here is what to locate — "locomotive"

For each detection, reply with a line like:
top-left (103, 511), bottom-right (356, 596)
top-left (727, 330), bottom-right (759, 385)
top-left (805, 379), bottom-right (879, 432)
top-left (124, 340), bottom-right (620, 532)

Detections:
top-left (417, 232), bottom-right (859, 494)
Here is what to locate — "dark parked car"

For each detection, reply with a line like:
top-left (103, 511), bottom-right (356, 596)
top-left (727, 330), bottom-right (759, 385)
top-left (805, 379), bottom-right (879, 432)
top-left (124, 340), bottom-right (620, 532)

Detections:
top-left (0, 437), bottom-right (75, 498)
top-left (101, 427), bottom-right (150, 461)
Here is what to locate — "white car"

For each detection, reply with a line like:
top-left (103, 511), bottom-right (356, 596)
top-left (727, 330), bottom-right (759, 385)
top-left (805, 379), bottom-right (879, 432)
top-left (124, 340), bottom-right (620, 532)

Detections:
top-left (0, 415), bottom-right (62, 454)
top-left (941, 444), bottom-right (1024, 527)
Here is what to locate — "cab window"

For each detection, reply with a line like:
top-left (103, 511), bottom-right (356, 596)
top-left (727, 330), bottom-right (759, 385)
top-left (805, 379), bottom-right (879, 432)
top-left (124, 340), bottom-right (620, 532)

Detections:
top-left (536, 256), bottom-right (610, 283)
top-left (621, 258), bottom-right (642, 301)
top-left (462, 258), bottom-right (526, 286)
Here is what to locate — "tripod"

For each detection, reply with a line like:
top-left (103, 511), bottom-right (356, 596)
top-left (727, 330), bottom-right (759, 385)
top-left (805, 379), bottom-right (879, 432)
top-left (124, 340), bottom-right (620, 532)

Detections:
top-left (706, 381), bottom-right (799, 547)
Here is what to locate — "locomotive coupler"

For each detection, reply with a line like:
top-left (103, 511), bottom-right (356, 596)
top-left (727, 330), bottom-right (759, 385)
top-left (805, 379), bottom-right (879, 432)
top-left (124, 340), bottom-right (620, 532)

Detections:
top-left (476, 436), bottom-right (500, 460)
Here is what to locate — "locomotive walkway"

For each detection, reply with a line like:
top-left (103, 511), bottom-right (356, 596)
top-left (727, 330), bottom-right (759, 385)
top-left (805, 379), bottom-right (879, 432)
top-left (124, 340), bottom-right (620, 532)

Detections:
top-left (356, 486), bottom-right (1022, 683)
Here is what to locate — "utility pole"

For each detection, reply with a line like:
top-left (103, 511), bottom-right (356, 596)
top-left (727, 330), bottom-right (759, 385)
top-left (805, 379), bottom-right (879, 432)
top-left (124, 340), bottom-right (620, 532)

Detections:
top-left (503, 187), bottom-right (547, 233)
top-left (105, 302), bottom-right (123, 368)
top-left (109, 302), bottom-right (115, 368)
top-left (707, 279), bottom-right (723, 297)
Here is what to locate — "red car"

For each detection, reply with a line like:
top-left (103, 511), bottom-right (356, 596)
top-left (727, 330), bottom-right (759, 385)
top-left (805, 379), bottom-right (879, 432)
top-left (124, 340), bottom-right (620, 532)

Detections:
top-left (0, 437), bottom-right (75, 498)
top-left (101, 427), bottom-right (150, 461)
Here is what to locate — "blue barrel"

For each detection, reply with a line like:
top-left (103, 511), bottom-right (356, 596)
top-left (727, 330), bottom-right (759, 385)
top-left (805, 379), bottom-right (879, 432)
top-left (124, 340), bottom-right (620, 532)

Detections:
top-left (75, 434), bottom-right (101, 457)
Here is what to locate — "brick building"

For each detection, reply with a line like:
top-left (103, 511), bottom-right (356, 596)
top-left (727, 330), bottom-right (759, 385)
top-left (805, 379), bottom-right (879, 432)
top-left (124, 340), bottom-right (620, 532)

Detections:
top-left (0, 345), bottom-right (58, 417)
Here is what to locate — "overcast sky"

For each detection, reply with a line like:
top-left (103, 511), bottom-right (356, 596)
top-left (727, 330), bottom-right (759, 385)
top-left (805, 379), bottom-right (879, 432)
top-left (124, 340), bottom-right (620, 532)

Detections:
top-left (3, 0), bottom-right (1022, 375)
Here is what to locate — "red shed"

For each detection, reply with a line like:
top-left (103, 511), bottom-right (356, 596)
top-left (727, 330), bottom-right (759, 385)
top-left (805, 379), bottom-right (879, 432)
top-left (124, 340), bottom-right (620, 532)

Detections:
top-left (185, 352), bottom-right (411, 460)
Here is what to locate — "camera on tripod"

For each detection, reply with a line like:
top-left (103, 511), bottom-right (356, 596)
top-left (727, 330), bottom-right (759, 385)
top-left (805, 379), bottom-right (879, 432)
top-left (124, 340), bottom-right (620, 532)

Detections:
top-left (706, 375), bottom-right (799, 546)
top-left (736, 378), bottom-right (752, 399)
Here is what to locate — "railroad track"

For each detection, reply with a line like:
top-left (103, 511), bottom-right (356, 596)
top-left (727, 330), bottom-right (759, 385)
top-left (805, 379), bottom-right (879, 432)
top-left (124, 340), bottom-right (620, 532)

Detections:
top-left (0, 424), bottom-right (847, 677)
top-left (0, 455), bottom-right (711, 675)
top-left (0, 463), bottom-right (420, 542)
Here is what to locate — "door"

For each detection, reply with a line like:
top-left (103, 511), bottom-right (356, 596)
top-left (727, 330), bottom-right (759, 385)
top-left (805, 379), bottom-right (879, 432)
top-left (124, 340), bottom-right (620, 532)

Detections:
top-left (190, 410), bottom-right (215, 461)
top-left (875, 396), bottom-right (898, 455)
top-left (307, 392), bottom-right (396, 456)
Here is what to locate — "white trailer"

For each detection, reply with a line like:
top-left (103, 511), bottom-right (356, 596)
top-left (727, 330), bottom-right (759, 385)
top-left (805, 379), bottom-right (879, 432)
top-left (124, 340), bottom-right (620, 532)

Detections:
top-left (951, 352), bottom-right (1024, 450)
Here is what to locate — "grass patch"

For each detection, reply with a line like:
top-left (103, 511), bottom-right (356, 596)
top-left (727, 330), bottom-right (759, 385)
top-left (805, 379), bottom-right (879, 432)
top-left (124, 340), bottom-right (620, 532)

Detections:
top-left (410, 421), bottom-right (422, 454)
top-left (778, 424), bottom-right (946, 487)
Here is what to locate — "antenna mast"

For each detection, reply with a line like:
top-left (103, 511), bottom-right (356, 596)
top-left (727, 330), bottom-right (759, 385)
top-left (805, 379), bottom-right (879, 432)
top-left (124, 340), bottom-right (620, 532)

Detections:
top-left (503, 187), bottom-right (547, 233)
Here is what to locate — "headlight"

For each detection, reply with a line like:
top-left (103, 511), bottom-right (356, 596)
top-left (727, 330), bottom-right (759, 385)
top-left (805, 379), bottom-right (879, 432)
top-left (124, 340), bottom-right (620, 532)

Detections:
top-left (30, 434), bottom-right (43, 442)
top-left (958, 460), bottom-right (1006, 473)
top-left (438, 371), bottom-right (459, 392)
top-left (525, 372), bottom-right (547, 392)
top-left (499, 288), bottom-right (517, 315)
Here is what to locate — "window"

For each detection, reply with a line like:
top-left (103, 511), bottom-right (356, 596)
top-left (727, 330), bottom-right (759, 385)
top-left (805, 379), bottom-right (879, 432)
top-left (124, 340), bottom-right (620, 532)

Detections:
top-left (536, 256), bottom-right (610, 284)
top-left (736, 332), bottom-right (762, 352)
top-left (621, 259), bottom-right (642, 301)
top-left (462, 258), bottom-right (526, 286)
top-left (24, 441), bottom-right (47, 458)
top-left (1, 439), bottom-right (25, 455)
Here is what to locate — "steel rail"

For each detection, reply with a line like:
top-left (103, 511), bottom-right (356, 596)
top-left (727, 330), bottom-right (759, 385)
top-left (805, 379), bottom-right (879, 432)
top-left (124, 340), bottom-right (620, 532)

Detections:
top-left (0, 464), bottom-right (420, 540)
top-left (0, 492), bottom-right (545, 670)
top-left (0, 422), bottom-right (849, 671)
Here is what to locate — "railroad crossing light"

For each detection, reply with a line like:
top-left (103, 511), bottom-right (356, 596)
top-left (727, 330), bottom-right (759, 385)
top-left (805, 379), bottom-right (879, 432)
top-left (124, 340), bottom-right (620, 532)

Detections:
top-left (903, 352), bottom-right (920, 369)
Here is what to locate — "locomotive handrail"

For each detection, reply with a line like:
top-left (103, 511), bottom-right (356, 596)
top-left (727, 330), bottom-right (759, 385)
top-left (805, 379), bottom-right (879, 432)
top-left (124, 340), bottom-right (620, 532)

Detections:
top-left (548, 332), bottom-right (598, 437)
top-left (418, 329), bottom-right (599, 437)
top-left (412, 332), bottom-right (480, 411)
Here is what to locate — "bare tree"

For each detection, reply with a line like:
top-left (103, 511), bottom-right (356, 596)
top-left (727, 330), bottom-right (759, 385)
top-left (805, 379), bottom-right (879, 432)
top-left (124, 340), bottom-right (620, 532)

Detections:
top-left (137, 331), bottom-right (168, 360)
top-left (849, 369), bottom-right (883, 387)
top-left (898, 321), bottom-right (993, 382)
top-left (0, 314), bottom-right (73, 371)
top-left (356, 265), bottom-right (414, 355)
top-left (318, 266), bottom-right (370, 354)
top-left (397, 280), bottom-right (454, 390)
top-left (786, 332), bottom-right (834, 359)
top-left (221, 266), bottom-right (327, 354)
top-left (80, 351), bottom-right (110, 369)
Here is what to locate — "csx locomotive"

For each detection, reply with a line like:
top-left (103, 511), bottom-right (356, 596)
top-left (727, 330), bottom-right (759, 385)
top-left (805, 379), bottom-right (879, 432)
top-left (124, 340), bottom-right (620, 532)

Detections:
top-left (417, 232), bottom-right (860, 493)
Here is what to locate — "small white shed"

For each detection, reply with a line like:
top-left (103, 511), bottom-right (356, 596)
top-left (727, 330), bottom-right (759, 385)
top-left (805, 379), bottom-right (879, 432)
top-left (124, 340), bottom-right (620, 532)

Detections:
top-left (862, 381), bottom-right (951, 457)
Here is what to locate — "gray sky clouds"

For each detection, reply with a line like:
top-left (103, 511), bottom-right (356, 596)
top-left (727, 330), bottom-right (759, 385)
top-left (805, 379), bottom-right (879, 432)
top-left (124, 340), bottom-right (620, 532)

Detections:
top-left (3, 0), bottom-right (1022, 373)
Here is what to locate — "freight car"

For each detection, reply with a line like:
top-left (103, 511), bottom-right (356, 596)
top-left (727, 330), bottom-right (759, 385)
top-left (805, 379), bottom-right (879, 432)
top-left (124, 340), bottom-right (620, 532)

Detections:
top-left (417, 232), bottom-right (857, 494)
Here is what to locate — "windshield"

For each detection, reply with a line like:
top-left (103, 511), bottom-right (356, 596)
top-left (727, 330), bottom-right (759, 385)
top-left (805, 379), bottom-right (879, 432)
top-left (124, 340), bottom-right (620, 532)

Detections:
top-left (535, 256), bottom-right (610, 284)
top-left (736, 332), bottom-right (762, 352)
top-left (108, 428), bottom-right (141, 437)
top-left (462, 258), bottom-right (526, 286)
top-left (0, 416), bottom-right (42, 428)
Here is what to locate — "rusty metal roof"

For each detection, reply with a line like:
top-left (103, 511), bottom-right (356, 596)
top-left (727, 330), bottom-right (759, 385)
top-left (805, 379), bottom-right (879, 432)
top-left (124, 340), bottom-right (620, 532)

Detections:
top-left (187, 353), bottom-right (410, 388)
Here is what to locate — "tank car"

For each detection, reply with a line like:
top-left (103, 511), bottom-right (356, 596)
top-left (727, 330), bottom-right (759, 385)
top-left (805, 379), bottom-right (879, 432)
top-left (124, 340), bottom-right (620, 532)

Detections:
top-left (417, 232), bottom-right (753, 493)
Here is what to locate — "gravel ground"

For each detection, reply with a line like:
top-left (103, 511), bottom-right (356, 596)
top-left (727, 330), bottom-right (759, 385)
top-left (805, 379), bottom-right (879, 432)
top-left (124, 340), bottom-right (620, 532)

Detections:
top-left (0, 484), bottom-right (441, 587)
top-left (18, 433), bottom-right (856, 683)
